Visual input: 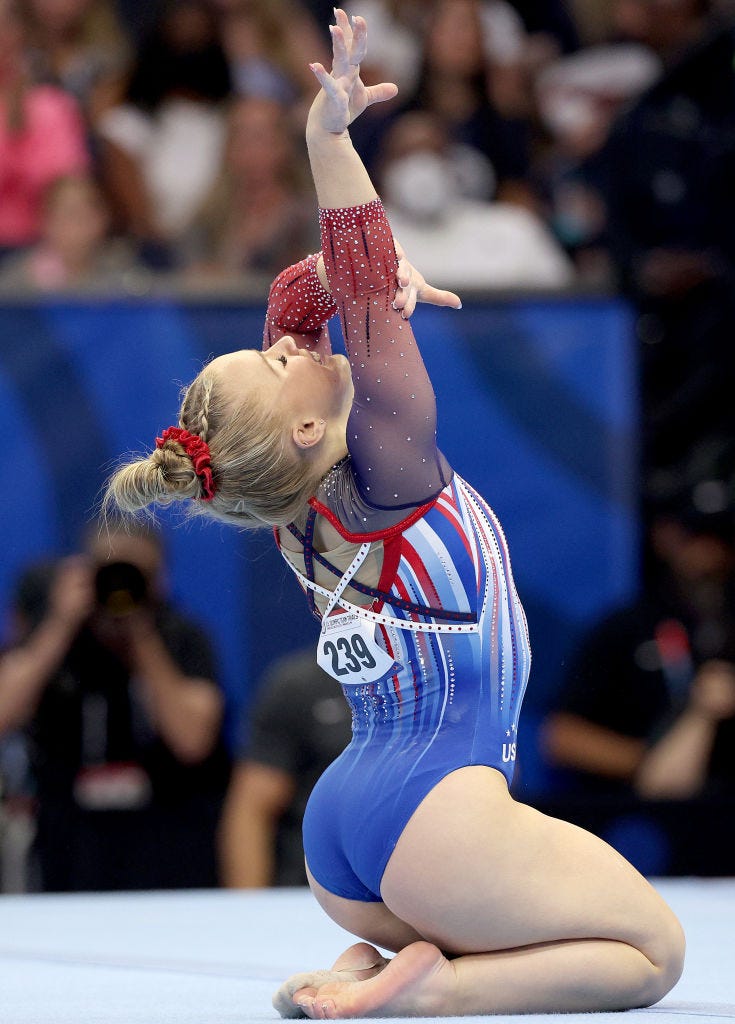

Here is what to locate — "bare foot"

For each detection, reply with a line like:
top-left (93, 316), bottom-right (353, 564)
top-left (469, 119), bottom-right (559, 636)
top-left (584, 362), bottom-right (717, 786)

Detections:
top-left (273, 942), bottom-right (389, 1018)
top-left (289, 941), bottom-right (454, 1019)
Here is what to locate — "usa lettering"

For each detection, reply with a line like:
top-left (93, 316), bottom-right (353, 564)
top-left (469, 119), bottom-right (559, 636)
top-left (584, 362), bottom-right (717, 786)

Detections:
top-left (502, 742), bottom-right (516, 763)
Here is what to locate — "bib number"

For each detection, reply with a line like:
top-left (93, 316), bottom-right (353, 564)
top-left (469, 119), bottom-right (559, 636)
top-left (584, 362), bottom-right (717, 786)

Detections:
top-left (318, 611), bottom-right (398, 684)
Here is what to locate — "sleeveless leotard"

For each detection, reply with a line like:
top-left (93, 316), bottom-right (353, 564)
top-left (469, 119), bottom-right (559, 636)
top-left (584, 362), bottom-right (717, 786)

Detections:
top-left (263, 200), bottom-right (531, 901)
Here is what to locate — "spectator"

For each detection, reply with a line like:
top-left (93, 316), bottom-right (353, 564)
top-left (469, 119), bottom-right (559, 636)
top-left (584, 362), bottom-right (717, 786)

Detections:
top-left (344, 0), bottom-right (528, 112)
top-left (532, 41), bottom-right (661, 284)
top-left (507, 0), bottom-right (581, 57)
top-left (0, 0), bottom-right (90, 257)
top-left (0, 522), bottom-right (231, 892)
top-left (21, 0), bottom-right (131, 121)
top-left (379, 110), bottom-right (574, 290)
top-left (183, 95), bottom-right (319, 285)
top-left (598, 0), bottom-right (735, 510)
top-left (216, 0), bottom-right (327, 115)
top-left (405, 0), bottom-right (536, 209)
top-left (95, 0), bottom-right (231, 267)
top-left (219, 650), bottom-right (351, 888)
top-left (0, 172), bottom-right (143, 291)
top-left (541, 490), bottom-right (735, 802)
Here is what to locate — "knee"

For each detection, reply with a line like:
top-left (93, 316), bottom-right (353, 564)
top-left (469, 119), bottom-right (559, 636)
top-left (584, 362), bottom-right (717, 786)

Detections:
top-left (639, 910), bottom-right (686, 1007)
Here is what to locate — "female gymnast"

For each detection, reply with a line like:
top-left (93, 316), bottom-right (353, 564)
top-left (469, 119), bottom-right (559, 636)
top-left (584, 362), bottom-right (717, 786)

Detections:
top-left (107, 10), bottom-right (685, 1018)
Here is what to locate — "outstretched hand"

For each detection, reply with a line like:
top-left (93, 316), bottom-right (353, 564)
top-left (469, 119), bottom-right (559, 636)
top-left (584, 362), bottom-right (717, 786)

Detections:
top-left (394, 240), bottom-right (462, 317)
top-left (308, 8), bottom-right (397, 134)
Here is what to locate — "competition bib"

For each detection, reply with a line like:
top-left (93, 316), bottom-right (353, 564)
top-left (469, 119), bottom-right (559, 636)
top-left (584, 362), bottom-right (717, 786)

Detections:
top-left (318, 609), bottom-right (398, 685)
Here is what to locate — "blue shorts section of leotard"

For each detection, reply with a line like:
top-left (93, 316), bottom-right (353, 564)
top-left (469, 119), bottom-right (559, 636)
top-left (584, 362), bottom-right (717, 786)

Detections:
top-left (302, 475), bottom-right (531, 901)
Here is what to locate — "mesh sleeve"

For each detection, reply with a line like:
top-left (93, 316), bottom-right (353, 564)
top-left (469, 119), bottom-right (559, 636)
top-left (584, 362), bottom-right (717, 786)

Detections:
top-left (319, 200), bottom-right (450, 515)
top-left (262, 252), bottom-right (338, 356)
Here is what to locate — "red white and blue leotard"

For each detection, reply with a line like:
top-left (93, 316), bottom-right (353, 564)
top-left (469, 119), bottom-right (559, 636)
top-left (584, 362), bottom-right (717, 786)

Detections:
top-left (264, 200), bottom-right (531, 901)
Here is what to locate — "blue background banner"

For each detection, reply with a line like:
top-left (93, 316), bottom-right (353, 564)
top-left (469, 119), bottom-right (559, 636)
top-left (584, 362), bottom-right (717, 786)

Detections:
top-left (0, 295), bottom-right (638, 795)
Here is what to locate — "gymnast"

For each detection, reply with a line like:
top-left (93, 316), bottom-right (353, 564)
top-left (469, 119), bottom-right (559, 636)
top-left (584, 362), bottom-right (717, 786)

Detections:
top-left (106, 10), bottom-right (685, 1018)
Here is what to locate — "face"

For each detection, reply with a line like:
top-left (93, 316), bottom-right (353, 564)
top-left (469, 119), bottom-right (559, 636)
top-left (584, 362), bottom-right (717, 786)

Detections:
top-left (27, 0), bottom-right (91, 34)
top-left (44, 178), bottom-right (109, 259)
top-left (212, 336), bottom-right (353, 445)
top-left (226, 97), bottom-right (292, 182)
top-left (86, 531), bottom-right (164, 593)
top-left (426, 0), bottom-right (485, 74)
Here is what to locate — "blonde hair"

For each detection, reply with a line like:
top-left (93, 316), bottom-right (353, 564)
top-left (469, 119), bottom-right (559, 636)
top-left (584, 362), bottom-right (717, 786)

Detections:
top-left (105, 364), bottom-right (324, 530)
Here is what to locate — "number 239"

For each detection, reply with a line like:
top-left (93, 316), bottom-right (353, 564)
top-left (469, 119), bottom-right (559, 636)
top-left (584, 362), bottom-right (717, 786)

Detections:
top-left (322, 633), bottom-right (377, 676)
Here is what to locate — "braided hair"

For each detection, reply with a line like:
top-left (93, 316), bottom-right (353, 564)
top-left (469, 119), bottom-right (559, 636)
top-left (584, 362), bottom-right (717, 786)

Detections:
top-left (104, 363), bottom-right (325, 530)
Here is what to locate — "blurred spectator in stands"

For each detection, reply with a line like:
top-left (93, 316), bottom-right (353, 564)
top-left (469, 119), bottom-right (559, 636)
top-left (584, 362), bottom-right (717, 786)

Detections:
top-left (403, 0), bottom-right (536, 209)
top-left (507, 0), bottom-right (581, 58)
top-left (0, 0), bottom-right (90, 259)
top-left (567, 0), bottom-right (616, 46)
top-left (216, 0), bottom-right (326, 120)
top-left (21, 0), bottom-right (130, 122)
top-left (598, 0), bottom-right (735, 514)
top-left (0, 172), bottom-right (144, 291)
top-left (95, 0), bottom-right (231, 268)
top-left (541, 486), bottom-right (735, 802)
top-left (533, 40), bottom-right (661, 284)
top-left (183, 95), bottom-right (318, 285)
top-left (346, 0), bottom-right (529, 118)
top-left (378, 110), bottom-right (574, 291)
top-left (219, 649), bottom-right (350, 888)
top-left (0, 522), bottom-right (231, 892)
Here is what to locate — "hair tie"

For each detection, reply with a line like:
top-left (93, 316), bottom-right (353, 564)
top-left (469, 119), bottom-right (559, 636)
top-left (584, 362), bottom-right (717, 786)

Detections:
top-left (155, 427), bottom-right (216, 502)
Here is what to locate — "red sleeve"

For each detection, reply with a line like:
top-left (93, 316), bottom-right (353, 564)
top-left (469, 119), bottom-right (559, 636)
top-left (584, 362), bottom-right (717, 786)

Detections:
top-left (319, 199), bottom-right (398, 302)
top-left (262, 252), bottom-right (338, 354)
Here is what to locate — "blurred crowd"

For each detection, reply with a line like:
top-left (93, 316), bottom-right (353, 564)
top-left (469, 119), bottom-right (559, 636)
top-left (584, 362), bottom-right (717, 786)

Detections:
top-left (0, 0), bottom-right (733, 297)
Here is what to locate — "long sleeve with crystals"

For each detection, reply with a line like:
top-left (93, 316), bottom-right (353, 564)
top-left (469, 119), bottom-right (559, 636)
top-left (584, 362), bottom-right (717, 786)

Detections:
top-left (318, 200), bottom-right (450, 524)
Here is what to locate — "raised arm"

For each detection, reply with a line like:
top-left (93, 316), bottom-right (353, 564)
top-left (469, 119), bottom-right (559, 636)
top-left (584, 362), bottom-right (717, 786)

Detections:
top-left (305, 13), bottom-right (460, 520)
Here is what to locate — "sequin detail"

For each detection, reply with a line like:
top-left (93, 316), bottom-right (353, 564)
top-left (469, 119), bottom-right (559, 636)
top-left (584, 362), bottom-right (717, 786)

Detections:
top-left (316, 200), bottom-right (451, 533)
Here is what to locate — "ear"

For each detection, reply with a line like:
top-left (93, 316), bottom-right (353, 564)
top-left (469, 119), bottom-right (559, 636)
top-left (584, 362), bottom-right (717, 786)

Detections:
top-left (292, 418), bottom-right (326, 449)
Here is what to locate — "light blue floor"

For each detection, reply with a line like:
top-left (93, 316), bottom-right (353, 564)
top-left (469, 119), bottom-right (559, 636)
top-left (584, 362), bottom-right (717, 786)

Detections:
top-left (0, 880), bottom-right (732, 1023)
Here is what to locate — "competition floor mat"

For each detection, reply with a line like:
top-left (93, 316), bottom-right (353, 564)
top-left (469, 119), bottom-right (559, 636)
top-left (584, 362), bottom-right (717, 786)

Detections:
top-left (0, 880), bottom-right (732, 1023)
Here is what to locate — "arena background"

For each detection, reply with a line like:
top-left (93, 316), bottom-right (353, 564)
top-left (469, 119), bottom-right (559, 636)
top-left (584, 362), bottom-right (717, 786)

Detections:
top-left (0, 294), bottom-right (637, 797)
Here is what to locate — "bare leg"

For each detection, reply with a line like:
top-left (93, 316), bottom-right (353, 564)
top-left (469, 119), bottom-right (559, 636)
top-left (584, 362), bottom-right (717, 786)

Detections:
top-left (277, 768), bottom-right (685, 1018)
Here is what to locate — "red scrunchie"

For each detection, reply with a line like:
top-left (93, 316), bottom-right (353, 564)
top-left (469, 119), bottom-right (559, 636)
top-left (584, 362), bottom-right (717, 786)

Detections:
top-left (155, 427), bottom-right (216, 502)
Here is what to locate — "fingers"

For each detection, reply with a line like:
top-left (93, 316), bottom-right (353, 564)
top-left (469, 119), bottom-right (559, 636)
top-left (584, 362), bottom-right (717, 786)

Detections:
top-left (392, 257), bottom-right (412, 318)
top-left (349, 14), bottom-right (368, 65)
top-left (364, 81), bottom-right (399, 108)
top-left (328, 23), bottom-right (351, 78)
top-left (419, 285), bottom-right (463, 310)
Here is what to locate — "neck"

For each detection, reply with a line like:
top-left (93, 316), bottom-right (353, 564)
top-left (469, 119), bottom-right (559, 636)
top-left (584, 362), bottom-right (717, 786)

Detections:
top-left (316, 427), bottom-right (349, 480)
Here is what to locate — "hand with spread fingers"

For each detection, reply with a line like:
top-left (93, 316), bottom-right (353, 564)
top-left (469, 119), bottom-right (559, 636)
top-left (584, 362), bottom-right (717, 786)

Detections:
top-left (307, 8), bottom-right (397, 134)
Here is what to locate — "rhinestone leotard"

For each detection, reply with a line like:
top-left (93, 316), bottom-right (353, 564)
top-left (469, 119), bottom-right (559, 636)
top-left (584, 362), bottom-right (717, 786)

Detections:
top-left (264, 200), bottom-right (531, 901)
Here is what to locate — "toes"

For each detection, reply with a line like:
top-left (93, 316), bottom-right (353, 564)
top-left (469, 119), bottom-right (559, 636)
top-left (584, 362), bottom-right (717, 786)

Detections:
top-left (272, 971), bottom-right (332, 1018)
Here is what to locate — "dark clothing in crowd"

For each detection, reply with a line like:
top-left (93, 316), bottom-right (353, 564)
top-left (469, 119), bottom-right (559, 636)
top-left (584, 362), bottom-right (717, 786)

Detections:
top-left (601, 19), bottom-right (735, 491)
top-left (238, 652), bottom-right (351, 887)
top-left (15, 565), bottom-right (231, 892)
top-left (556, 585), bottom-right (735, 799)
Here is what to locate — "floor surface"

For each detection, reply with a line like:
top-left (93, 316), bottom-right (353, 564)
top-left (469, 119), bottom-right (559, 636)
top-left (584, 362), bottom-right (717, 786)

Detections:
top-left (0, 880), bottom-right (732, 1023)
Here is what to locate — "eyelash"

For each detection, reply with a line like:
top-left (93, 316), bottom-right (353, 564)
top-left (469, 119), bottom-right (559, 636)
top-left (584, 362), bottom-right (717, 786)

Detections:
top-left (277, 355), bottom-right (287, 367)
